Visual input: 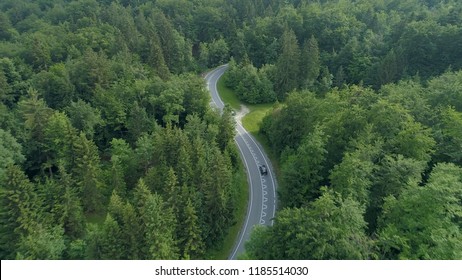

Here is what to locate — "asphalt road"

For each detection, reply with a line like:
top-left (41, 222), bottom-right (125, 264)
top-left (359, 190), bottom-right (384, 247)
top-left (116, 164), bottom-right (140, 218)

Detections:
top-left (204, 65), bottom-right (277, 260)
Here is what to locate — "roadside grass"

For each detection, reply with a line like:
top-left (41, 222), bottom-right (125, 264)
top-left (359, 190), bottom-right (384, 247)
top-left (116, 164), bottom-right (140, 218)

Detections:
top-left (217, 75), bottom-right (241, 110)
top-left (207, 161), bottom-right (249, 259)
top-left (242, 109), bottom-right (281, 176)
top-left (242, 103), bottom-right (273, 136)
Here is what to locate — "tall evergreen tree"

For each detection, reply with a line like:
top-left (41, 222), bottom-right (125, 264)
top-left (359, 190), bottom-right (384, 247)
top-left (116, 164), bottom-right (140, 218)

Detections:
top-left (18, 89), bottom-right (53, 173)
top-left (300, 36), bottom-right (320, 89)
top-left (0, 165), bottom-right (41, 259)
top-left (179, 182), bottom-right (204, 259)
top-left (16, 224), bottom-right (66, 260)
top-left (0, 129), bottom-right (25, 179)
top-left (274, 28), bottom-right (301, 99)
top-left (143, 193), bottom-right (178, 259)
top-left (72, 133), bottom-right (104, 214)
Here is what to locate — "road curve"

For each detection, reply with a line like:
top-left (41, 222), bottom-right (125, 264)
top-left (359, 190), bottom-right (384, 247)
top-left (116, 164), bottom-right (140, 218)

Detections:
top-left (204, 65), bottom-right (277, 260)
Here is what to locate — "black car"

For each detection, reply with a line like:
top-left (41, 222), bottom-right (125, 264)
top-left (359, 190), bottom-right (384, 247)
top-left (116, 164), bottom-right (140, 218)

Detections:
top-left (259, 165), bottom-right (268, 175)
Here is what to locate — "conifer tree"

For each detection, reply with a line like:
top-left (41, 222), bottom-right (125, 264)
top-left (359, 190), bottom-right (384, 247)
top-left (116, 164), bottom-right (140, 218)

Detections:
top-left (0, 165), bottom-right (41, 259)
top-left (72, 133), bottom-right (104, 214)
top-left (181, 195), bottom-right (204, 259)
top-left (16, 224), bottom-right (65, 260)
top-left (18, 89), bottom-right (53, 173)
top-left (275, 28), bottom-right (300, 99)
top-left (300, 36), bottom-right (320, 89)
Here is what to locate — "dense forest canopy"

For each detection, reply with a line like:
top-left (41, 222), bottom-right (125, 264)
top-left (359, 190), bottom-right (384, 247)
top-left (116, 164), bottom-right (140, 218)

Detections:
top-left (1, 0), bottom-right (462, 260)
top-left (0, 0), bottom-right (241, 260)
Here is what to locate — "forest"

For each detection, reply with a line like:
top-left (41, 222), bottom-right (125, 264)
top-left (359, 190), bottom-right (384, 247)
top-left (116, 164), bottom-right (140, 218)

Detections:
top-left (1, 0), bottom-right (462, 260)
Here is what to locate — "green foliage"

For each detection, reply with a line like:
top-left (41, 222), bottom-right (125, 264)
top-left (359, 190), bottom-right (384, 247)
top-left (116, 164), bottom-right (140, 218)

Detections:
top-left (224, 59), bottom-right (276, 104)
top-left (65, 99), bottom-right (103, 139)
top-left (274, 28), bottom-right (300, 99)
top-left (329, 145), bottom-right (378, 206)
top-left (34, 63), bottom-right (75, 109)
top-left (300, 36), bottom-right (320, 89)
top-left (200, 38), bottom-right (229, 68)
top-left (280, 126), bottom-right (328, 208)
top-left (434, 107), bottom-right (462, 165)
top-left (18, 89), bottom-right (53, 173)
top-left (72, 133), bottom-right (104, 214)
top-left (246, 189), bottom-right (372, 259)
top-left (261, 67), bottom-right (462, 259)
top-left (377, 163), bottom-right (462, 260)
top-left (0, 165), bottom-right (42, 259)
top-left (2, 0), bottom-right (462, 261)
top-left (0, 129), bottom-right (25, 178)
top-left (16, 224), bottom-right (66, 260)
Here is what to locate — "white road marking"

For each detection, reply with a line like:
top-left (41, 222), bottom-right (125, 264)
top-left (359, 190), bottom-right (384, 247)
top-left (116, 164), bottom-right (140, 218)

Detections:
top-left (237, 122), bottom-right (277, 226)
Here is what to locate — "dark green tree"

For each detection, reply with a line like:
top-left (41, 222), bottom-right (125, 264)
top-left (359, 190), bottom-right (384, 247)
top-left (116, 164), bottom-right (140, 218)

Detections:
top-left (0, 165), bottom-right (42, 259)
top-left (280, 126), bottom-right (328, 207)
top-left (246, 189), bottom-right (372, 259)
top-left (274, 28), bottom-right (300, 99)
top-left (16, 224), bottom-right (66, 260)
top-left (300, 35), bottom-right (320, 89)
top-left (65, 99), bottom-right (104, 140)
top-left (72, 133), bottom-right (104, 214)
top-left (18, 89), bottom-right (53, 173)
top-left (377, 163), bottom-right (462, 259)
top-left (0, 129), bottom-right (25, 178)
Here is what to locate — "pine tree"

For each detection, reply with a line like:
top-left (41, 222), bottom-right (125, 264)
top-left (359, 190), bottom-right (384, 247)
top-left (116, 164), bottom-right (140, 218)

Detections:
top-left (106, 157), bottom-right (127, 198)
top-left (275, 28), bottom-right (301, 99)
top-left (217, 105), bottom-right (236, 151)
top-left (72, 133), bottom-right (104, 214)
top-left (148, 31), bottom-right (170, 79)
top-left (37, 165), bottom-right (85, 240)
top-left (334, 65), bottom-right (346, 88)
top-left (43, 111), bottom-right (78, 174)
top-left (181, 195), bottom-right (204, 259)
top-left (0, 128), bottom-right (25, 179)
top-left (202, 147), bottom-right (233, 244)
top-left (126, 101), bottom-right (153, 144)
top-left (153, 10), bottom-right (185, 73)
top-left (85, 213), bottom-right (124, 260)
top-left (0, 69), bottom-right (13, 105)
top-left (316, 66), bottom-right (333, 94)
top-left (300, 36), bottom-right (320, 89)
top-left (165, 168), bottom-right (181, 219)
top-left (18, 89), bottom-right (53, 173)
top-left (99, 215), bottom-right (124, 260)
top-left (16, 224), bottom-right (65, 260)
top-left (60, 183), bottom-right (85, 240)
top-left (176, 138), bottom-right (193, 187)
top-left (142, 192), bottom-right (179, 259)
top-left (0, 165), bottom-right (41, 259)
top-left (120, 202), bottom-right (141, 259)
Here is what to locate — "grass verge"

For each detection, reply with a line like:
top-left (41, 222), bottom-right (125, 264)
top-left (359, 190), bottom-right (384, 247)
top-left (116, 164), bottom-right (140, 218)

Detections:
top-left (217, 74), bottom-right (242, 110)
top-left (242, 108), bottom-right (281, 175)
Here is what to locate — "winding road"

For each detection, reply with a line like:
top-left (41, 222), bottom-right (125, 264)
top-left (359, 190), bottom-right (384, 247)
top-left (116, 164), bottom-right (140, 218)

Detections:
top-left (205, 65), bottom-right (277, 260)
